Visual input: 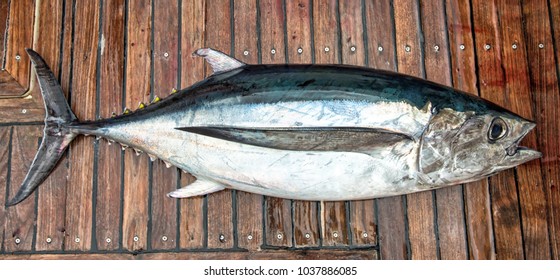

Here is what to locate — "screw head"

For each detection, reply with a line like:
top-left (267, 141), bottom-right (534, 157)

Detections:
top-left (538, 43), bottom-right (544, 49)
top-left (304, 233), bottom-right (311, 239)
top-left (15, 237), bottom-right (21, 244)
top-left (277, 232), bottom-right (283, 240)
top-left (243, 50), bottom-right (249, 56)
top-left (163, 52), bottom-right (169, 58)
top-left (247, 234), bottom-right (253, 240)
top-left (297, 47), bottom-right (303, 54)
top-left (271, 48), bottom-right (276, 54)
top-left (459, 44), bottom-right (465, 50)
top-left (332, 231), bottom-right (339, 238)
top-left (362, 232), bottom-right (368, 238)
top-left (219, 234), bottom-right (225, 242)
top-left (162, 235), bottom-right (168, 242)
top-left (324, 47), bottom-right (330, 52)
top-left (133, 236), bottom-right (139, 242)
top-left (21, 109), bottom-right (27, 114)
top-left (484, 44), bottom-right (491, 50)
top-left (106, 238), bottom-right (111, 243)
top-left (75, 237), bottom-right (80, 243)
top-left (15, 54), bottom-right (21, 60)
top-left (512, 43), bottom-right (518, 50)
top-left (434, 45), bottom-right (440, 52)
top-left (46, 237), bottom-right (52, 243)
top-left (405, 45), bottom-right (411, 52)
top-left (350, 46), bottom-right (356, 52)
top-left (378, 45), bottom-right (383, 52)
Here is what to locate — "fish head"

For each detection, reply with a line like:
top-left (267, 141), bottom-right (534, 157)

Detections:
top-left (419, 108), bottom-right (541, 185)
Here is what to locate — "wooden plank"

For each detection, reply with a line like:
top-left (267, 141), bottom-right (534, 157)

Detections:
top-left (0, 71), bottom-right (26, 94)
top-left (122, 0), bottom-right (151, 252)
top-left (34, 0), bottom-right (66, 252)
top-left (233, 0), bottom-right (263, 250)
top-left (524, 0), bottom-right (560, 259)
top-left (4, 126), bottom-right (41, 252)
top-left (363, 0), bottom-right (401, 254)
top-left (0, 249), bottom-right (378, 260)
top-left (311, 0), bottom-right (347, 247)
top-left (259, 0), bottom-right (292, 248)
top-left (0, 127), bottom-right (11, 252)
top-left (394, 0), bottom-right (438, 260)
top-left (4, 0), bottom-right (34, 89)
top-left (471, 0), bottom-right (523, 260)
top-left (496, 0), bottom-right (550, 260)
top-left (421, 0), bottom-right (467, 260)
top-left (65, 1), bottom-right (100, 251)
top-left (205, 0), bottom-right (234, 249)
top-left (96, 0), bottom-right (126, 251)
top-left (179, 0), bottom-right (206, 249)
top-left (0, 0), bottom-right (8, 62)
top-left (286, 0), bottom-right (320, 247)
top-left (150, 0), bottom-right (180, 251)
top-left (446, 0), bottom-right (493, 260)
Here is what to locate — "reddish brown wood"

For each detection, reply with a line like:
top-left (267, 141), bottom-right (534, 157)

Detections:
top-left (4, 126), bottom-right (41, 252)
top-left (233, 0), bottom-right (264, 250)
top-left (0, 71), bottom-right (26, 95)
top-left (259, 0), bottom-right (293, 248)
top-left (64, 1), bottom-right (100, 251)
top-left (364, 0), bottom-right (396, 71)
top-left (0, 0), bottom-right (8, 62)
top-left (4, 0), bottom-right (34, 90)
top-left (525, 0), bottom-right (560, 260)
top-left (0, 127), bottom-right (11, 252)
top-left (205, 0), bottom-right (234, 249)
top-left (150, 0), bottom-right (180, 251)
top-left (122, 0), bottom-right (152, 252)
top-left (179, 0), bottom-right (206, 249)
top-left (95, 0), bottom-right (125, 251)
top-left (32, 0), bottom-right (67, 252)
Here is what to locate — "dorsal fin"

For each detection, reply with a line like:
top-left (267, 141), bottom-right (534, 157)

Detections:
top-left (193, 48), bottom-right (245, 74)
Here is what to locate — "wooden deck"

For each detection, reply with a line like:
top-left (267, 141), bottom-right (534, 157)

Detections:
top-left (0, 0), bottom-right (558, 260)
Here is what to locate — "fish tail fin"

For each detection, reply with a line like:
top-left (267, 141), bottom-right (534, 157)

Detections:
top-left (6, 49), bottom-right (79, 206)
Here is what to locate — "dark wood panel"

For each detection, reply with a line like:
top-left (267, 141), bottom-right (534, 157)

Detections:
top-left (4, 0), bottom-right (34, 89)
top-left (151, 0), bottom-right (180, 251)
top-left (0, 127), bottom-right (11, 252)
top-left (179, 0), bottom-right (206, 250)
top-left (122, 0), bottom-right (152, 252)
top-left (205, 0), bottom-right (234, 249)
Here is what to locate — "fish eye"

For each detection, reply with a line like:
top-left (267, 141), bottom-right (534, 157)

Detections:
top-left (488, 117), bottom-right (508, 141)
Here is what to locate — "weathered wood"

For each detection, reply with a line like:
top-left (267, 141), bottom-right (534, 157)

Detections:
top-left (96, 0), bottom-right (125, 251)
top-left (32, 0), bottom-right (67, 252)
top-left (0, 249), bottom-right (378, 260)
top-left (524, 0), bottom-right (560, 260)
top-left (286, 0), bottom-right (320, 247)
top-left (0, 71), bottom-right (26, 95)
top-left (471, 0), bottom-right (523, 260)
top-left (464, 181), bottom-right (495, 259)
top-left (205, 0), bottom-right (234, 249)
top-left (122, 0), bottom-right (151, 252)
top-left (394, 0), bottom-right (438, 260)
top-left (0, 0), bottom-right (8, 63)
top-left (421, 0), bottom-right (467, 260)
top-left (4, 0), bottom-right (34, 90)
top-left (64, 1), bottom-right (100, 251)
top-left (0, 127), bottom-right (11, 252)
top-left (364, 0), bottom-right (396, 71)
top-left (179, 0), bottom-right (206, 250)
top-left (233, 0), bottom-right (264, 250)
top-left (150, 0), bottom-right (180, 251)
top-left (4, 126), bottom-right (41, 252)
top-left (259, 0), bottom-right (293, 248)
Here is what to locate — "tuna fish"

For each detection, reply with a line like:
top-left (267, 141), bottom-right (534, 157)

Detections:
top-left (6, 48), bottom-right (541, 206)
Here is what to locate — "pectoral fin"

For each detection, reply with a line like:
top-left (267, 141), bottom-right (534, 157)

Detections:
top-left (176, 126), bottom-right (413, 153)
top-left (167, 179), bottom-right (225, 198)
top-left (193, 48), bottom-right (245, 74)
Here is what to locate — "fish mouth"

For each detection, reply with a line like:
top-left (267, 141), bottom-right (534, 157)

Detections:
top-left (504, 122), bottom-right (542, 164)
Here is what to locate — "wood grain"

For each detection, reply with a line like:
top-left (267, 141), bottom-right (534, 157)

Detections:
top-left (0, 0), bottom-right (7, 64)
top-left (0, 127), bottom-right (11, 252)
top-left (4, 126), bottom-right (41, 252)
top-left (179, 0), bottom-right (206, 249)
top-left (524, 0), bottom-right (560, 260)
top-left (150, 0), bottom-right (180, 251)
top-left (233, 0), bottom-right (264, 250)
top-left (32, 0), bottom-right (67, 252)
top-left (65, 1), bottom-right (100, 251)
top-left (122, 0), bottom-right (152, 252)
top-left (259, 0), bottom-right (293, 248)
top-left (205, 0), bottom-right (234, 249)
top-left (96, 0), bottom-right (125, 251)
top-left (286, 0), bottom-right (320, 247)
top-left (4, 0), bottom-right (34, 89)
top-left (421, 0), bottom-right (467, 260)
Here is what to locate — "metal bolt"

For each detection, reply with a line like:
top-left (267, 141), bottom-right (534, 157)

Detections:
top-left (15, 54), bottom-right (21, 60)
top-left (512, 43), bottom-right (518, 50)
top-left (133, 236), bottom-right (139, 242)
top-left (297, 47), bottom-right (303, 54)
top-left (46, 237), bottom-right (52, 243)
top-left (162, 235), bottom-right (168, 242)
top-left (405, 45), bottom-right (411, 52)
top-left (484, 44), bottom-right (491, 50)
top-left (459, 44), bottom-right (465, 50)
top-left (350, 46), bottom-right (356, 52)
top-left (219, 234), bottom-right (225, 242)
top-left (277, 233), bottom-right (283, 240)
top-left (378, 45), bottom-right (383, 52)
top-left (21, 109), bottom-right (27, 114)
top-left (332, 231), bottom-right (339, 238)
top-left (304, 233), bottom-right (311, 239)
top-left (106, 238), bottom-right (111, 243)
top-left (75, 237), bottom-right (80, 243)
top-left (163, 52), bottom-right (169, 58)
top-left (362, 232), bottom-right (368, 238)
top-left (271, 48), bottom-right (276, 54)
top-left (324, 47), bottom-right (330, 52)
top-left (15, 238), bottom-right (21, 244)
top-left (247, 234), bottom-right (253, 240)
top-left (243, 50), bottom-right (249, 56)
top-left (538, 43), bottom-right (544, 49)
top-left (434, 45), bottom-right (440, 52)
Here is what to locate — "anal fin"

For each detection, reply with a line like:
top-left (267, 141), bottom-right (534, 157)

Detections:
top-left (167, 179), bottom-right (225, 198)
